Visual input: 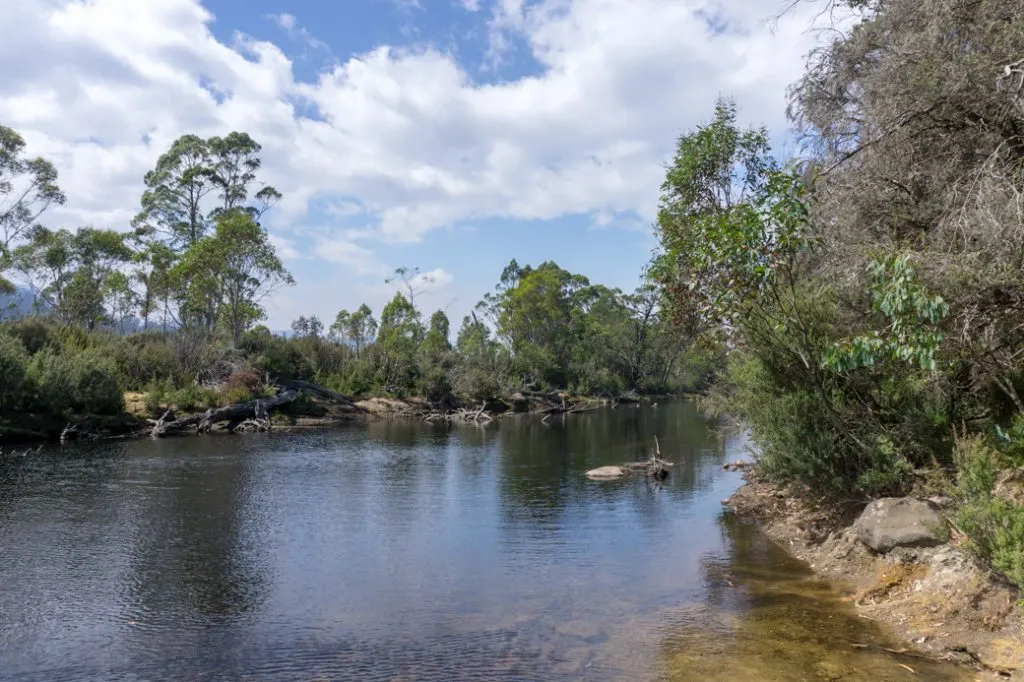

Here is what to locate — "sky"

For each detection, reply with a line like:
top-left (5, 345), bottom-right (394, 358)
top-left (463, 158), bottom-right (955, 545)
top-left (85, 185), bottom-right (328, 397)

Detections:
top-left (0, 0), bottom-right (840, 331)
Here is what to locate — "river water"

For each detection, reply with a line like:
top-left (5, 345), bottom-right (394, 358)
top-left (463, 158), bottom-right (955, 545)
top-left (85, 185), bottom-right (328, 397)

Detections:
top-left (0, 402), bottom-right (970, 681)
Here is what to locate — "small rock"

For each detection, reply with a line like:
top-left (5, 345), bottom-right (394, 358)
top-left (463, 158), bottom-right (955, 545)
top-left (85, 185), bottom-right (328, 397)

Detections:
top-left (855, 497), bottom-right (948, 553)
top-left (722, 461), bottom-right (752, 472)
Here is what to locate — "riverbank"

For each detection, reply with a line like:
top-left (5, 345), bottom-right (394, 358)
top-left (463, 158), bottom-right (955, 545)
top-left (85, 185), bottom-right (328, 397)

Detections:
top-left (722, 469), bottom-right (1024, 679)
top-left (1, 389), bottom-right (683, 446)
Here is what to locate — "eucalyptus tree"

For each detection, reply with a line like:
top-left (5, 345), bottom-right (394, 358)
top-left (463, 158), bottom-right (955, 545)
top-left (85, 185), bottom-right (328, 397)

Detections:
top-left (0, 125), bottom-right (65, 293)
top-left (171, 212), bottom-right (294, 344)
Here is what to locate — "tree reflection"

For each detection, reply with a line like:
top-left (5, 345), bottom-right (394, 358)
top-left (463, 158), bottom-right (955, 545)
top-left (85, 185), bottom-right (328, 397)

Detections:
top-left (495, 402), bottom-right (727, 534)
top-left (126, 436), bottom-right (268, 624)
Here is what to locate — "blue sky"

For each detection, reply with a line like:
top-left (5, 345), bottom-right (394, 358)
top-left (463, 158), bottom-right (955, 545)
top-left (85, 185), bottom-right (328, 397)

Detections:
top-left (0, 0), bottom-right (838, 331)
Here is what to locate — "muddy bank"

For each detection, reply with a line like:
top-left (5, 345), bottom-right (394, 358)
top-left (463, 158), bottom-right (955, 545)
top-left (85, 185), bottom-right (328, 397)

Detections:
top-left (722, 470), bottom-right (1024, 679)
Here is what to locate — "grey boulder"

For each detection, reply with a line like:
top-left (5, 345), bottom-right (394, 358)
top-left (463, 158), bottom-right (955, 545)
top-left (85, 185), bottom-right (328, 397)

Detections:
top-left (855, 497), bottom-right (948, 553)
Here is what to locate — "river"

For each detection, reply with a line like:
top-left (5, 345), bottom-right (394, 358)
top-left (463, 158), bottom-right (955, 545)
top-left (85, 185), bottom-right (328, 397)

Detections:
top-left (0, 401), bottom-right (970, 681)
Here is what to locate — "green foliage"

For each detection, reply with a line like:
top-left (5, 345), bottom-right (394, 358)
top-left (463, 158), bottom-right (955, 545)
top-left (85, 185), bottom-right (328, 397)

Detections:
top-left (25, 347), bottom-right (123, 416)
top-left (330, 304), bottom-right (377, 354)
top-left (375, 293), bottom-right (424, 392)
top-left (143, 378), bottom-right (173, 416)
top-left (0, 124), bottom-right (66, 288)
top-left (0, 332), bottom-right (29, 411)
top-left (654, 97), bottom-right (971, 498)
top-left (0, 119), bottom-right (703, 432)
top-left (172, 211), bottom-right (294, 343)
top-left (955, 435), bottom-right (1024, 588)
top-left (823, 256), bottom-right (948, 372)
top-left (2, 317), bottom-right (56, 354)
top-left (113, 334), bottom-right (180, 390)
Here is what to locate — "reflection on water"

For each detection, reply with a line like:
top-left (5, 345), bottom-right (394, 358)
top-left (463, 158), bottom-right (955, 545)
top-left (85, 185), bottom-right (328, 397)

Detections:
top-left (0, 402), bottom-right (969, 681)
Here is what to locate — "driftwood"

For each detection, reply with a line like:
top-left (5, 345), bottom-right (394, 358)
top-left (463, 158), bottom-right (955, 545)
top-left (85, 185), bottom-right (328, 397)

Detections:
top-left (60, 423), bottom-right (79, 444)
top-left (585, 436), bottom-right (673, 480)
top-left (539, 399), bottom-right (601, 416)
top-left (424, 401), bottom-right (494, 424)
top-left (147, 390), bottom-right (298, 437)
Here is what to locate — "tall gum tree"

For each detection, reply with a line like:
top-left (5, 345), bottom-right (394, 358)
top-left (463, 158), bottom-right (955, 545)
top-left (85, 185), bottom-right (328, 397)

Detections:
top-left (0, 125), bottom-right (65, 295)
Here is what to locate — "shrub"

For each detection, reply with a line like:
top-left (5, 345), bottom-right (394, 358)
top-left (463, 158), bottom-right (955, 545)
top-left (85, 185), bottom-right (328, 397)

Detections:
top-left (225, 369), bottom-right (263, 393)
top-left (3, 317), bottom-right (56, 354)
top-left (170, 329), bottom-right (223, 378)
top-left (222, 385), bottom-right (256, 405)
top-left (453, 364), bottom-right (501, 402)
top-left (168, 385), bottom-right (222, 413)
top-left (114, 335), bottom-right (180, 389)
top-left (73, 351), bottom-right (124, 414)
top-left (0, 333), bottom-right (29, 412)
top-left (955, 434), bottom-right (1024, 588)
top-left (716, 352), bottom-right (924, 498)
top-left (26, 347), bottom-right (123, 416)
top-left (143, 378), bottom-right (173, 416)
top-left (250, 340), bottom-right (313, 383)
top-left (318, 364), bottom-right (373, 397)
top-left (421, 365), bottom-right (454, 405)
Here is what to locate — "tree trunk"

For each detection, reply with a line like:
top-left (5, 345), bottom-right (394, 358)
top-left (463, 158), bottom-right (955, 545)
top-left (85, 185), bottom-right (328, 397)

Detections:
top-left (282, 380), bottom-right (366, 413)
top-left (150, 390), bottom-right (297, 437)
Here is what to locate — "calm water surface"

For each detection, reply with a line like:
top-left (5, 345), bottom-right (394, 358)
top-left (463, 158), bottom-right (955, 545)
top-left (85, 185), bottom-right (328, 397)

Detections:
top-left (0, 402), bottom-right (970, 681)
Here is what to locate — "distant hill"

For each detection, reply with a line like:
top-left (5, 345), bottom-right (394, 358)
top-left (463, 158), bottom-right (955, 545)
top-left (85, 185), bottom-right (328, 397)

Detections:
top-left (0, 287), bottom-right (147, 334)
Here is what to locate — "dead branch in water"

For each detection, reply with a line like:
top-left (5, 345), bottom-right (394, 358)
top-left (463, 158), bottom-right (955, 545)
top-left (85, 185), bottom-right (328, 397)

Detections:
top-left (423, 401), bottom-right (495, 424)
top-left (587, 436), bottom-right (674, 481)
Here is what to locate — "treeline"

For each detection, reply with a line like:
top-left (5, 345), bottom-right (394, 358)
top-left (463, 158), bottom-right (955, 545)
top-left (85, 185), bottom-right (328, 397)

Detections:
top-left (288, 259), bottom-right (707, 402)
top-left (654, 0), bottom-right (1024, 585)
top-left (0, 123), bottom-right (709, 438)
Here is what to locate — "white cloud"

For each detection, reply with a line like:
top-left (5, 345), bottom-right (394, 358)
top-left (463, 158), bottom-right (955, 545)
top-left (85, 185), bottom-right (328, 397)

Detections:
top-left (270, 12), bottom-right (297, 31)
top-left (267, 11), bottom-right (330, 54)
top-left (269, 234), bottom-right (300, 260)
top-left (314, 238), bottom-right (388, 276)
top-left (414, 267), bottom-right (454, 290)
top-left (459, 0), bottom-right (482, 11)
top-left (0, 0), bottom-right (841, 325)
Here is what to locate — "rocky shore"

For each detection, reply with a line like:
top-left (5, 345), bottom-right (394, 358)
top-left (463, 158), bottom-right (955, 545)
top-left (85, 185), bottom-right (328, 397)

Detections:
top-left (722, 468), bottom-right (1024, 679)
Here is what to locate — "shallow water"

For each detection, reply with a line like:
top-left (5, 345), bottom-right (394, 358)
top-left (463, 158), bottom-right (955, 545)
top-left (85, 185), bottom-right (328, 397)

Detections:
top-left (0, 402), bottom-right (970, 680)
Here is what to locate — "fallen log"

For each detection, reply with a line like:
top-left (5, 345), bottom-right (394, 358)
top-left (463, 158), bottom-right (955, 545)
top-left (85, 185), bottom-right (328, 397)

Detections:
top-left (150, 390), bottom-right (298, 437)
top-left (282, 380), bottom-right (366, 413)
top-left (585, 436), bottom-right (673, 481)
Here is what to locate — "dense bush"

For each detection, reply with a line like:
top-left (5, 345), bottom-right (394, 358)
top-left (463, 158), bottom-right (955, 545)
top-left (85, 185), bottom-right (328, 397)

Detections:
top-left (955, 433), bottom-right (1024, 588)
top-left (3, 318), bottom-right (56, 355)
top-left (0, 333), bottom-right (29, 411)
top-left (26, 347), bottom-right (123, 416)
top-left (113, 334), bottom-right (181, 389)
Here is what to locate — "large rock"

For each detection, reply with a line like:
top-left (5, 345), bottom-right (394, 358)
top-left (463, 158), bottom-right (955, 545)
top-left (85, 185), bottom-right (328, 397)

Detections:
top-left (855, 497), bottom-right (948, 553)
